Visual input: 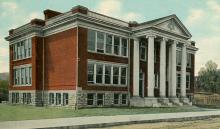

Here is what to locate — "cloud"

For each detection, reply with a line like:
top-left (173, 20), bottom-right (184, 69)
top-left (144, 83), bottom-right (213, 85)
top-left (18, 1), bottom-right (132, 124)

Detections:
top-left (185, 9), bottom-right (204, 26)
top-left (1, 1), bottom-right (18, 10)
top-left (0, 60), bottom-right (9, 73)
top-left (0, 47), bottom-right (9, 57)
top-left (207, 0), bottom-right (220, 13)
top-left (96, 0), bottom-right (142, 21)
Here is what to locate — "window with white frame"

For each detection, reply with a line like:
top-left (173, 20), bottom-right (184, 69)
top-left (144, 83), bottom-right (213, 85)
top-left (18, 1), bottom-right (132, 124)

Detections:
top-left (96, 64), bottom-right (103, 84)
top-left (13, 38), bottom-right (32, 60)
top-left (104, 65), bottom-right (111, 84)
top-left (114, 93), bottom-right (120, 104)
top-left (63, 93), bottom-right (69, 106)
top-left (140, 40), bottom-right (147, 60)
top-left (186, 73), bottom-right (190, 89)
top-left (56, 93), bottom-right (61, 105)
top-left (88, 29), bottom-right (96, 51)
top-left (49, 93), bottom-right (55, 105)
top-left (27, 93), bottom-right (31, 104)
top-left (87, 61), bottom-right (127, 86)
top-left (187, 53), bottom-right (191, 67)
top-left (13, 65), bottom-right (32, 86)
top-left (113, 66), bottom-right (119, 85)
top-left (176, 50), bottom-right (182, 66)
top-left (88, 63), bottom-right (95, 84)
top-left (177, 73), bottom-right (181, 89)
top-left (120, 67), bottom-right (127, 85)
top-left (97, 32), bottom-right (104, 53)
top-left (87, 29), bottom-right (128, 57)
top-left (121, 38), bottom-right (128, 56)
top-left (97, 93), bottom-right (104, 106)
top-left (105, 34), bottom-right (113, 54)
top-left (121, 94), bottom-right (127, 104)
top-left (87, 93), bottom-right (94, 105)
top-left (114, 36), bottom-right (120, 55)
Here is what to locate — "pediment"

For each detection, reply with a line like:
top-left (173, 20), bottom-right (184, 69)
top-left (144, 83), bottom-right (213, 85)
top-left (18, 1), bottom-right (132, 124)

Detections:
top-left (153, 16), bottom-right (192, 38)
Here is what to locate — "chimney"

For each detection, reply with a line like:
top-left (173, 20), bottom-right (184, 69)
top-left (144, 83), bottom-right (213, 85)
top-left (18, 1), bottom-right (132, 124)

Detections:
top-left (44, 9), bottom-right (62, 20)
top-left (30, 19), bottom-right (45, 26)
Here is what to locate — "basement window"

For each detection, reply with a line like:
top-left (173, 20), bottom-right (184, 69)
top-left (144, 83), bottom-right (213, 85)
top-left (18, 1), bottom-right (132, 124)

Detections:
top-left (87, 93), bottom-right (94, 105)
top-left (56, 93), bottom-right (61, 105)
top-left (97, 93), bottom-right (104, 106)
top-left (63, 93), bottom-right (69, 106)
top-left (121, 94), bottom-right (127, 104)
top-left (114, 94), bottom-right (120, 104)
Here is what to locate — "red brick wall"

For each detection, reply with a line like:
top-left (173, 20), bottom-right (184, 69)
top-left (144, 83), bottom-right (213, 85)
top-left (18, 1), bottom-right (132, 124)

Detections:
top-left (44, 28), bottom-right (77, 90)
top-left (78, 27), bottom-right (128, 91)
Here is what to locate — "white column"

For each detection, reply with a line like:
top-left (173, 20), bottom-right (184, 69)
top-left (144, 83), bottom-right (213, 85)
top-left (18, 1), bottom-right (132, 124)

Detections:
top-left (171, 41), bottom-right (177, 97)
top-left (147, 35), bottom-right (155, 97)
top-left (181, 44), bottom-right (187, 97)
top-left (160, 38), bottom-right (167, 97)
top-left (133, 38), bottom-right (140, 96)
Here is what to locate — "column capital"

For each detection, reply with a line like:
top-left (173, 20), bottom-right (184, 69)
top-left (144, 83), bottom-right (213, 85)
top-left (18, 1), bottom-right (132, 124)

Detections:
top-left (146, 34), bottom-right (156, 39)
top-left (133, 37), bottom-right (139, 42)
top-left (161, 37), bottom-right (168, 42)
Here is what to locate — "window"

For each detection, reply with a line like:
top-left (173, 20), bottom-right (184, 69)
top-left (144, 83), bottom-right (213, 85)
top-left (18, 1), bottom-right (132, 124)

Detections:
top-left (97, 93), bottom-right (104, 106)
top-left (28, 38), bottom-right (32, 57)
top-left (154, 49), bottom-right (157, 63)
top-left (12, 93), bottom-right (16, 103)
top-left (121, 94), bottom-right (127, 104)
top-left (49, 93), bottom-right (55, 105)
top-left (56, 93), bottom-right (61, 105)
top-left (177, 73), bottom-right (181, 89)
top-left (106, 34), bottom-right (113, 54)
top-left (63, 93), bottom-right (69, 106)
top-left (88, 30), bottom-right (96, 51)
top-left (97, 32), bottom-right (104, 53)
top-left (114, 36), bottom-right (120, 55)
top-left (27, 93), bottom-right (31, 104)
top-left (186, 73), bottom-right (190, 89)
top-left (120, 67), bottom-right (127, 85)
top-left (113, 66), bottom-right (119, 84)
top-left (105, 65), bottom-right (111, 84)
top-left (13, 38), bottom-right (32, 60)
top-left (23, 93), bottom-right (27, 104)
top-left (29, 67), bottom-right (32, 84)
top-left (187, 53), bottom-right (191, 67)
top-left (96, 64), bottom-right (103, 84)
top-left (154, 74), bottom-right (159, 88)
top-left (15, 93), bottom-right (19, 103)
top-left (176, 50), bottom-right (182, 66)
top-left (140, 40), bottom-right (147, 60)
top-left (139, 71), bottom-right (144, 97)
top-left (88, 63), bottom-right (95, 84)
top-left (121, 38), bottom-right (127, 56)
top-left (114, 94), bottom-right (120, 104)
top-left (87, 93), bottom-right (94, 105)
top-left (14, 65), bottom-right (32, 86)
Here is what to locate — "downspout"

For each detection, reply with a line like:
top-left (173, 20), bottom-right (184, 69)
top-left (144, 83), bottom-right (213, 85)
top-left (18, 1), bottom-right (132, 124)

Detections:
top-left (75, 26), bottom-right (79, 110)
top-left (42, 37), bottom-right (45, 106)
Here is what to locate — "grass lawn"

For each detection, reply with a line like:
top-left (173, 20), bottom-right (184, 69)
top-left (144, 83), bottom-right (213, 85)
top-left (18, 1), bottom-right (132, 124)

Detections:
top-left (0, 104), bottom-right (210, 122)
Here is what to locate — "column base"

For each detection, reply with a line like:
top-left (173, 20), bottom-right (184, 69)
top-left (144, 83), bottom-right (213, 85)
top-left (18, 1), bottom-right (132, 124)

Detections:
top-left (179, 97), bottom-right (192, 106)
top-left (169, 97), bottom-right (183, 106)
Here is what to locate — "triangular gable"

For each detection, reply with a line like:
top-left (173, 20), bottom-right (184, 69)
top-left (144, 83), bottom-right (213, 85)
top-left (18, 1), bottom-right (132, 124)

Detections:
top-left (153, 15), bottom-right (192, 38)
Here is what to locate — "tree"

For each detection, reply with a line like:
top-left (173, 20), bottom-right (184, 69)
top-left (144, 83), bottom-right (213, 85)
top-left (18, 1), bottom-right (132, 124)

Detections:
top-left (0, 80), bottom-right (9, 102)
top-left (197, 60), bottom-right (220, 93)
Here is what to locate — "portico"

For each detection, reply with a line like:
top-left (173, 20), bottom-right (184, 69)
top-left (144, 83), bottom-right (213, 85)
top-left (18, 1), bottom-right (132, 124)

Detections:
top-left (130, 15), bottom-right (198, 107)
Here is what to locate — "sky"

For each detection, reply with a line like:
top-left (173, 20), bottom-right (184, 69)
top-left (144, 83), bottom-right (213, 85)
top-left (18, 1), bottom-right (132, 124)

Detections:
top-left (0, 0), bottom-right (220, 75)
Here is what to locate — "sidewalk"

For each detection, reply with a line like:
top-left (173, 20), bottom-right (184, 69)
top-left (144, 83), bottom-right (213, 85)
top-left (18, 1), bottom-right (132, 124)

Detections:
top-left (1, 110), bottom-right (220, 129)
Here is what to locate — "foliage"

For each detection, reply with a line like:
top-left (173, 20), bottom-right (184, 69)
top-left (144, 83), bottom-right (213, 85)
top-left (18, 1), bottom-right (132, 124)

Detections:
top-left (0, 80), bottom-right (9, 102)
top-left (197, 60), bottom-right (220, 93)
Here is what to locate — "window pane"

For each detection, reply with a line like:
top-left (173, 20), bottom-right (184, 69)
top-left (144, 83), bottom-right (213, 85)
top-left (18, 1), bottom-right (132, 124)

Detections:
top-left (88, 30), bottom-right (96, 51)
top-left (120, 67), bottom-right (127, 85)
top-left (113, 67), bottom-right (119, 84)
top-left (96, 64), bottom-right (103, 83)
top-left (121, 38), bottom-right (127, 56)
top-left (114, 36), bottom-right (120, 55)
top-left (88, 63), bottom-right (94, 83)
top-left (105, 65), bottom-right (111, 84)
top-left (97, 32), bottom-right (104, 53)
top-left (114, 94), bottom-right (119, 104)
top-left (97, 93), bottom-right (104, 106)
top-left (87, 93), bottom-right (94, 105)
top-left (122, 94), bottom-right (127, 104)
top-left (106, 35), bottom-right (112, 54)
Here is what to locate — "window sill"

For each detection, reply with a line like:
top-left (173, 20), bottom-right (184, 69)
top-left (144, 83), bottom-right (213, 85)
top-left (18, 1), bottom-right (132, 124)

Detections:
top-left (13, 57), bottom-right (32, 61)
top-left (88, 83), bottom-right (127, 87)
top-left (13, 85), bottom-right (32, 87)
top-left (88, 50), bottom-right (128, 59)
